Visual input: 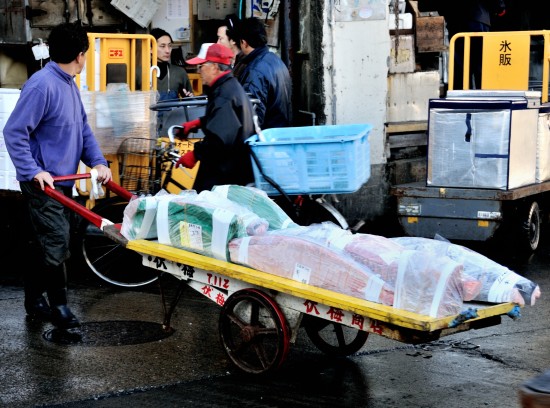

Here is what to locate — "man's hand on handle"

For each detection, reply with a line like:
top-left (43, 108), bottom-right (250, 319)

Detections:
top-left (34, 171), bottom-right (55, 190)
top-left (181, 118), bottom-right (201, 137)
top-left (92, 164), bottom-right (113, 184)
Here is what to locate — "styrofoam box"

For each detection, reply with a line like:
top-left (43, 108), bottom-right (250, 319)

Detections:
top-left (0, 89), bottom-right (20, 132)
top-left (0, 88), bottom-right (20, 111)
top-left (0, 151), bottom-right (16, 172)
top-left (389, 35), bottom-right (415, 74)
top-left (387, 71), bottom-right (440, 122)
top-left (388, 13), bottom-right (413, 30)
top-left (0, 170), bottom-right (20, 191)
top-left (536, 112), bottom-right (550, 182)
top-left (0, 139), bottom-right (19, 191)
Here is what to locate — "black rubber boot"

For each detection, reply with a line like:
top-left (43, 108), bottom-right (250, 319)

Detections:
top-left (46, 263), bottom-right (80, 329)
top-left (50, 304), bottom-right (80, 329)
top-left (24, 295), bottom-right (52, 322)
top-left (23, 268), bottom-right (51, 322)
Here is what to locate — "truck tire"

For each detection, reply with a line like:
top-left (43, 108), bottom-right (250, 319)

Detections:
top-left (522, 201), bottom-right (541, 252)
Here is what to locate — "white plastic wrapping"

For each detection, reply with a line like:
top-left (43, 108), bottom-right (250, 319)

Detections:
top-left (259, 223), bottom-right (466, 317)
top-left (212, 184), bottom-right (298, 230)
top-left (228, 231), bottom-right (395, 305)
top-left (391, 236), bottom-right (542, 306)
top-left (80, 87), bottom-right (157, 154)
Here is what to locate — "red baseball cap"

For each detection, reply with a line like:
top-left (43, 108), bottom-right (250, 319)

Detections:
top-left (186, 43), bottom-right (233, 65)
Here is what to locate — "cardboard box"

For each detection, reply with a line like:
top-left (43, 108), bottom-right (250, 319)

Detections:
top-left (408, 1), bottom-right (446, 53)
top-left (387, 71), bottom-right (440, 123)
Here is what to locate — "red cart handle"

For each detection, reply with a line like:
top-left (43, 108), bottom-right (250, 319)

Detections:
top-left (42, 173), bottom-right (137, 229)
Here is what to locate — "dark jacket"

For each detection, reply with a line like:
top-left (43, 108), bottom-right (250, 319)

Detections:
top-left (237, 45), bottom-right (292, 129)
top-left (192, 72), bottom-right (255, 192)
top-left (446, 0), bottom-right (506, 35)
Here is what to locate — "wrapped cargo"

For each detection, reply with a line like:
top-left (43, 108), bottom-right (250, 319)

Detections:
top-left (391, 237), bottom-right (542, 306)
top-left (156, 190), bottom-right (269, 261)
top-left (212, 184), bottom-right (298, 230)
top-left (121, 190), bottom-right (196, 240)
top-left (228, 232), bottom-right (395, 305)
top-left (263, 223), bottom-right (467, 317)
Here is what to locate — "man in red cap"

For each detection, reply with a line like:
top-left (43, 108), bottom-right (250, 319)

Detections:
top-left (175, 43), bottom-right (256, 192)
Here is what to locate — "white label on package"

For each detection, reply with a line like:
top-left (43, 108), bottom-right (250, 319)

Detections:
top-left (477, 211), bottom-right (501, 220)
top-left (293, 263), bottom-right (311, 284)
top-left (487, 271), bottom-right (522, 303)
top-left (179, 222), bottom-right (203, 251)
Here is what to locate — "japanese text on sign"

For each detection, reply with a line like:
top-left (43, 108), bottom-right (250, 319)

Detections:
top-left (109, 49), bottom-right (124, 58)
top-left (499, 40), bottom-right (512, 66)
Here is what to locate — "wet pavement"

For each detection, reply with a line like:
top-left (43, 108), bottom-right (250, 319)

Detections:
top-left (1, 198), bottom-right (550, 407)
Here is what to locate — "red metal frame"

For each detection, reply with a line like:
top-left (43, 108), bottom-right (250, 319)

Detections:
top-left (42, 173), bottom-right (136, 229)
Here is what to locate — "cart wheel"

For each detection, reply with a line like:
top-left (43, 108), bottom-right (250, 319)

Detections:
top-left (79, 197), bottom-right (158, 287)
top-left (219, 289), bottom-right (290, 374)
top-left (302, 315), bottom-right (368, 357)
top-left (521, 201), bottom-right (541, 252)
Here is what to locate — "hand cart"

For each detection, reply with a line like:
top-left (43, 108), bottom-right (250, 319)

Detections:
top-left (47, 173), bottom-right (522, 375)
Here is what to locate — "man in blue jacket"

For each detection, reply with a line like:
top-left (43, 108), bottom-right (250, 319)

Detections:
top-left (235, 17), bottom-right (292, 129)
top-left (4, 22), bottom-right (112, 329)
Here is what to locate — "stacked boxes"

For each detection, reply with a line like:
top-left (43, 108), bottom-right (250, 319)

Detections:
top-left (0, 89), bottom-right (20, 191)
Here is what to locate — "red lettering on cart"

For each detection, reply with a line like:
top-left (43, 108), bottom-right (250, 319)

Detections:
top-left (206, 273), bottom-right (230, 289)
top-left (351, 314), bottom-right (365, 330)
top-left (202, 285), bottom-right (213, 297)
top-left (303, 300), bottom-right (320, 315)
top-left (327, 307), bottom-right (344, 322)
top-left (215, 293), bottom-right (225, 306)
top-left (152, 257), bottom-right (167, 270)
top-left (369, 320), bottom-right (383, 335)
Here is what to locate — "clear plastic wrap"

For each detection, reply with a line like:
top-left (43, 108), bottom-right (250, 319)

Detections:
top-left (228, 231), bottom-right (395, 305)
top-left (80, 86), bottom-right (157, 155)
top-left (155, 190), bottom-right (269, 261)
top-left (391, 236), bottom-right (542, 306)
top-left (264, 223), bottom-right (466, 317)
top-left (212, 184), bottom-right (299, 230)
top-left (121, 190), bottom-right (197, 240)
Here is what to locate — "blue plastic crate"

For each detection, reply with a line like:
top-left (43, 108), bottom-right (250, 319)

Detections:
top-left (246, 124), bottom-right (371, 195)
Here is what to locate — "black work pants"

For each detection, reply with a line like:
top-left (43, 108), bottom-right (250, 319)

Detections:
top-left (19, 182), bottom-right (73, 303)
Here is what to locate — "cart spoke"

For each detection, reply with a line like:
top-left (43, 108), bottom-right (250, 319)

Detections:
top-left (226, 311), bottom-right (247, 330)
top-left (252, 342), bottom-right (271, 369)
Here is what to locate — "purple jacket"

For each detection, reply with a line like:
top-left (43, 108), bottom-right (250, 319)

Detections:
top-left (4, 61), bottom-right (107, 187)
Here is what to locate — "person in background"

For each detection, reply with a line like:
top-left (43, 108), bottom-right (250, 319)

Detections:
top-left (150, 27), bottom-right (194, 100)
top-left (3, 22), bottom-right (112, 329)
top-left (235, 17), bottom-right (292, 129)
top-left (443, 0), bottom-right (506, 89)
top-left (174, 43), bottom-right (256, 192)
top-left (216, 14), bottom-right (242, 70)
